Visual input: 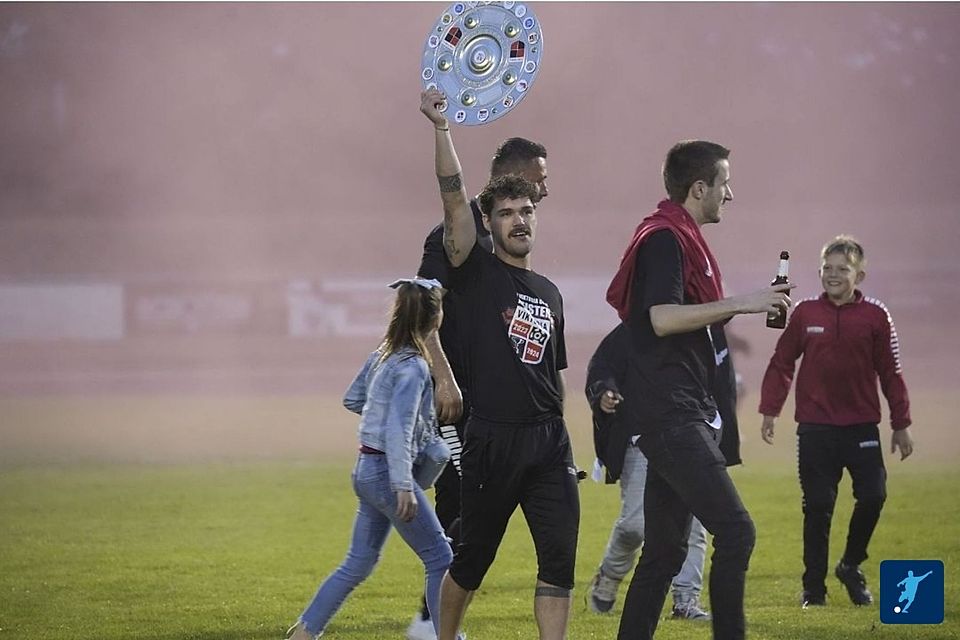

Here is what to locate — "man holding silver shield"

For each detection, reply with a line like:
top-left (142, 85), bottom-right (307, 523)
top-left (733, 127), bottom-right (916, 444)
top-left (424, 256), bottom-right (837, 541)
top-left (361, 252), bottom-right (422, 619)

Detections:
top-left (420, 87), bottom-right (578, 640)
top-left (408, 134), bottom-right (549, 640)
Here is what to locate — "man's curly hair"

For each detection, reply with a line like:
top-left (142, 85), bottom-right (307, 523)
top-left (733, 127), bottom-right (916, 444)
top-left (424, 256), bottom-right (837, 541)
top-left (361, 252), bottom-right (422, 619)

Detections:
top-left (477, 175), bottom-right (539, 217)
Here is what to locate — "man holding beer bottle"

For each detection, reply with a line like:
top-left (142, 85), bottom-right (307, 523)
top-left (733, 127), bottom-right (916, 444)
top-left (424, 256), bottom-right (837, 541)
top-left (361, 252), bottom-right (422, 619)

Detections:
top-left (605, 140), bottom-right (793, 640)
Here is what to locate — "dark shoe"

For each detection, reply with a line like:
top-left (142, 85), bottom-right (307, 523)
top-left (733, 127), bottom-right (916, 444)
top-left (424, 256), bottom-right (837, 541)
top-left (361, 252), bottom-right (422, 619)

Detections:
top-left (835, 561), bottom-right (873, 605)
top-left (801, 590), bottom-right (826, 608)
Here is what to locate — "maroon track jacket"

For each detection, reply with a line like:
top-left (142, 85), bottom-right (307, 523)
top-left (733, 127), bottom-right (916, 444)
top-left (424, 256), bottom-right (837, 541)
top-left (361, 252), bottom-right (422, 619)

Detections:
top-left (759, 290), bottom-right (911, 430)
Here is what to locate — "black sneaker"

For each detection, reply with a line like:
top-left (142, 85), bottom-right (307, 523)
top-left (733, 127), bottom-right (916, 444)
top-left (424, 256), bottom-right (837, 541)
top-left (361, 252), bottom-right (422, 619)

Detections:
top-left (835, 561), bottom-right (873, 605)
top-left (801, 590), bottom-right (826, 608)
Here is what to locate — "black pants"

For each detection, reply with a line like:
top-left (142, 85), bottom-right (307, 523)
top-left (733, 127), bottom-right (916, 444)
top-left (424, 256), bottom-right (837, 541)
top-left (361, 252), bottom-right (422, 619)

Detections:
top-left (433, 418), bottom-right (466, 533)
top-left (449, 416), bottom-right (580, 591)
top-left (618, 422), bottom-right (755, 640)
top-left (420, 417), bottom-right (466, 620)
top-left (798, 423), bottom-right (886, 597)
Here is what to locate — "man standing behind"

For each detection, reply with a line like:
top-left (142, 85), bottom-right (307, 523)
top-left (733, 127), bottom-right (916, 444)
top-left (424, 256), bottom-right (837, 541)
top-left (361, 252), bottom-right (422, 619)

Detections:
top-left (585, 316), bottom-right (745, 622)
top-left (585, 322), bottom-right (712, 622)
top-left (420, 88), bottom-right (579, 640)
top-left (408, 134), bottom-right (549, 640)
top-left (606, 140), bottom-right (793, 640)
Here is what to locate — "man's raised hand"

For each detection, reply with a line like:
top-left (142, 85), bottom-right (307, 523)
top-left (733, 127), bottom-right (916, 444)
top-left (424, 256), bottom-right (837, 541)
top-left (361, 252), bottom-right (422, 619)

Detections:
top-left (420, 88), bottom-right (448, 128)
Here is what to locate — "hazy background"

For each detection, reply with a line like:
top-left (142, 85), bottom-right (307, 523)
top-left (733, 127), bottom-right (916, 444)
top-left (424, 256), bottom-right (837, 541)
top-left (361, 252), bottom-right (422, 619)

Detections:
top-left (1, 2), bottom-right (959, 463)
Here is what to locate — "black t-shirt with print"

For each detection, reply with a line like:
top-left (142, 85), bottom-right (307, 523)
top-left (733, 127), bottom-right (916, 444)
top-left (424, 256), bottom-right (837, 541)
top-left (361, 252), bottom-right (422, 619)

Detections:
top-left (623, 229), bottom-right (717, 432)
top-left (417, 199), bottom-right (493, 403)
top-left (448, 242), bottom-right (567, 423)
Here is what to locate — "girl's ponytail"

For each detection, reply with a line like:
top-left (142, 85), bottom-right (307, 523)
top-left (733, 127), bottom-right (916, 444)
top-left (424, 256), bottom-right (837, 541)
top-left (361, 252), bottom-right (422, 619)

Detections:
top-left (378, 278), bottom-right (444, 364)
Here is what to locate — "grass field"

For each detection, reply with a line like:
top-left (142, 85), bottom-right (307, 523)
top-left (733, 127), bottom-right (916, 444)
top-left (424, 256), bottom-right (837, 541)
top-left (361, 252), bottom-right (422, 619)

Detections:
top-left (1, 390), bottom-right (957, 639)
top-left (1, 458), bottom-right (958, 640)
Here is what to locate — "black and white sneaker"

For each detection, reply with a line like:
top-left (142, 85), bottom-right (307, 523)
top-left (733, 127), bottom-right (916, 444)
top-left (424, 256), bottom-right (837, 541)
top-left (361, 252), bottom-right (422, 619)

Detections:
top-left (801, 590), bottom-right (826, 608)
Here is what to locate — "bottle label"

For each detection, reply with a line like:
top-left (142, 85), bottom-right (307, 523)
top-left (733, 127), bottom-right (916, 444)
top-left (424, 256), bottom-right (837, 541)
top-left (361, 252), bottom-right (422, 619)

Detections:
top-left (777, 259), bottom-right (789, 278)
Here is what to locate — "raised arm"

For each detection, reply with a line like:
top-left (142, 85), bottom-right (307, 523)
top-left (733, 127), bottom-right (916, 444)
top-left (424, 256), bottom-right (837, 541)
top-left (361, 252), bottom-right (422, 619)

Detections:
top-left (420, 89), bottom-right (475, 267)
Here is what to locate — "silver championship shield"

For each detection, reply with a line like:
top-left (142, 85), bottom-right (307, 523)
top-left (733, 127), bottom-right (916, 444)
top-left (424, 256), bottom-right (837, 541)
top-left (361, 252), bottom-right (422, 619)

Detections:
top-left (421, 1), bottom-right (544, 126)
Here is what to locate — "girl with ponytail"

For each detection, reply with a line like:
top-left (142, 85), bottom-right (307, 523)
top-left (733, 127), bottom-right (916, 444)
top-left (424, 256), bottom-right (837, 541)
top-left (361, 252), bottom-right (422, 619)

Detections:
top-left (287, 278), bottom-right (453, 640)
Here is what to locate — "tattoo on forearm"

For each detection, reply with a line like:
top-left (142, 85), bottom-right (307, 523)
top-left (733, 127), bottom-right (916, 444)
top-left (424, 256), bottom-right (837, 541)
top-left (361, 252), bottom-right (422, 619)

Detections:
top-left (438, 173), bottom-right (462, 193)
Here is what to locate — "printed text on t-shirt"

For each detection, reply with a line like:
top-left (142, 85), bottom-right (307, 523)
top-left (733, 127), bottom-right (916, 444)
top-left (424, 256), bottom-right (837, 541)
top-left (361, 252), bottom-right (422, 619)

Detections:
top-left (504, 293), bottom-right (553, 365)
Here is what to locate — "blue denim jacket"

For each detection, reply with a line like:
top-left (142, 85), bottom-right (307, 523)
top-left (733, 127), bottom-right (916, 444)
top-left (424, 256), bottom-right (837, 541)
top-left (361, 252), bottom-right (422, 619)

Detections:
top-left (343, 347), bottom-right (445, 492)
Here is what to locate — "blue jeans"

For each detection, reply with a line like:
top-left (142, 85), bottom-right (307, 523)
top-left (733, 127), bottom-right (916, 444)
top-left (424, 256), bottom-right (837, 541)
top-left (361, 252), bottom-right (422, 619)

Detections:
top-left (300, 454), bottom-right (452, 636)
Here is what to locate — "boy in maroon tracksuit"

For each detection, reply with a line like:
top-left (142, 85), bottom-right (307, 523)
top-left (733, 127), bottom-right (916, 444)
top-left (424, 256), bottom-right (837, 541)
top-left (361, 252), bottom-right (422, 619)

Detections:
top-left (759, 235), bottom-right (914, 608)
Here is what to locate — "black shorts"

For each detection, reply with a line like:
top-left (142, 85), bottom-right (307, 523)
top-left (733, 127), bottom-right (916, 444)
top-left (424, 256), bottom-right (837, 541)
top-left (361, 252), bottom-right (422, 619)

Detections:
top-left (449, 416), bottom-right (580, 591)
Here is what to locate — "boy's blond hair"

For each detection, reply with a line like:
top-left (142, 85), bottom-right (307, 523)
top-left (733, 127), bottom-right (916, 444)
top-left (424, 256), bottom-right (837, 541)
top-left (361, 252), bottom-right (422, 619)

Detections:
top-left (821, 234), bottom-right (866, 270)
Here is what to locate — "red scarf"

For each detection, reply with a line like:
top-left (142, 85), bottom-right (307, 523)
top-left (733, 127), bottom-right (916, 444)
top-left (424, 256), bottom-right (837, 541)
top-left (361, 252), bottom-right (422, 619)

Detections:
top-left (606, 200), bottom-right (724, 321)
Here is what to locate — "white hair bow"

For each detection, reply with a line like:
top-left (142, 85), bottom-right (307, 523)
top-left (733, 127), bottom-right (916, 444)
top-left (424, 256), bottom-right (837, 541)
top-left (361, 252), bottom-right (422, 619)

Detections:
top-left (387, 277), bottom-right (443, 290)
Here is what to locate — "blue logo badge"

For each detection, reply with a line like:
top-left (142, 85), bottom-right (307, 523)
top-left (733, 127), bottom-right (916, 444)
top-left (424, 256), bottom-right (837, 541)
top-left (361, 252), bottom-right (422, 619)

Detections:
top-left (880, 560), bottom-right (944, 624)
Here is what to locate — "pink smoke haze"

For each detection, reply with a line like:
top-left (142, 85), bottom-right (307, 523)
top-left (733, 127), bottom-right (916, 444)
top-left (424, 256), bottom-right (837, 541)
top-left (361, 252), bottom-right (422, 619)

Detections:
top-left (1, 3), bottom-right (958, 403)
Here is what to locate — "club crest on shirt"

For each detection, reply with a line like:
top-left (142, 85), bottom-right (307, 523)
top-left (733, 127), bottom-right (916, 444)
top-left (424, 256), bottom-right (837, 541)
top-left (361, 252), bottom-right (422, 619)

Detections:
top-left (503, 293), bottom-right (553, 364)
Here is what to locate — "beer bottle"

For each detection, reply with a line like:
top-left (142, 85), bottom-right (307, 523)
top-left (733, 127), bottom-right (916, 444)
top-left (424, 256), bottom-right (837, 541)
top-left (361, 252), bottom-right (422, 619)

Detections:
top-left (766, 250), bottom-right (790, 329)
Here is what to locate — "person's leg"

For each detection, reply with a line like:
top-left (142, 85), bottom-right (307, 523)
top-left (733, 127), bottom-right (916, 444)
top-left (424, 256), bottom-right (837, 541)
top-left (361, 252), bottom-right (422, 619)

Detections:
top-left (601, 445), bottom-right (649, 578)
top-left (297, 456), bottom-right (392, 636)
top-left (836, 423), bottom-right (886, 605)
top-left (390, 483), bottom-right (454, 637)
top-left (589, 444), bottom-right (648, 613)
top-left (533, 582), bottom-right (572, 640)
top-left (433, 422), bottom-right (465, 559)
top-left (686, 431), bottom-right (754, 640)
top-left (632, 422), bottom-right (755, 640)
top-left (439, 420), bottom-right (520, 640)
top-left (437, 573), bottom-right (473, 640)
top-left (407, 442), bottom-right (461, 640)
top-left (798, 425), bottom-right (842, 603)
top-left (520, 420), bottom-right (580, 640)
top-left (617, 460), bottom-right (690, 640)
top-left (433, 420), bottom-right (465, 530)
top-left (411, 427), bottom-right (464, 639)
top-left (670, 516), bottom-right (710, 620)
top-left (842, 424), bottom-right (886, 565)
